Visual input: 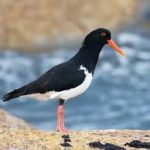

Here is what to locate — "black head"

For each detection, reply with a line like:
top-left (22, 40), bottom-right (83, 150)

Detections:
top-left (83, 28), bottom-right (125, 57)
top-left (83, 28), bottom-right (111, 48)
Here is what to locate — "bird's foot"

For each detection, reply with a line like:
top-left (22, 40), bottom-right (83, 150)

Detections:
top-left (56, 127), bottom-right (71, 133)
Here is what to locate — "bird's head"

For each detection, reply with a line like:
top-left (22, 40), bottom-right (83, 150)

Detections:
top-left (83, 28), bottom-right (125, 57)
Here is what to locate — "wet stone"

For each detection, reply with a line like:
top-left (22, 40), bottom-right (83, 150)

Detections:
top-left (62, 135), bottom-right (70, 139)
top-left (125, 140), bottom-right (150, 149)
top-left (61, 134), bottom-right (72, 147)
top-left (64, 138), bottom-right (71, 142)
top-left (60, 142), bottom-right (72, 147)
top-left (89, 141), bottom-right (104, 148)
top-left (89, 141), bottom-right (126, 150)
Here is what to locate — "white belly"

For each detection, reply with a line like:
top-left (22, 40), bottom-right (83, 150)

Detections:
top-left (27, 65), bottom-right (93, 100)
top-left (50, 72), bottom-right (92, 100)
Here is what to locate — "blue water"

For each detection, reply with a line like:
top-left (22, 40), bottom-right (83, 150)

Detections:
top-left (0, 28), bottom-right (150, 131)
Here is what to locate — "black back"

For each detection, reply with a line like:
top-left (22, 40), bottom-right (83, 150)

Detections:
top-left (2, 28), bottom-right (112, 100)
top-left (24, 61), bottom-right (86, 94)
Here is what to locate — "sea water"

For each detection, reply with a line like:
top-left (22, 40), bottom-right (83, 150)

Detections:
top-left (0, 27), bottom-right (150, 131)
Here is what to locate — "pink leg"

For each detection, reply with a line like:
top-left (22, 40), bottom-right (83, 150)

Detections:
top-left (56, 100), bottom-right (69, 132)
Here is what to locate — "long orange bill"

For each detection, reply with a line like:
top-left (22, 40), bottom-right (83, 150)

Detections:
top-left (107, 39), bottom-right (126, 57)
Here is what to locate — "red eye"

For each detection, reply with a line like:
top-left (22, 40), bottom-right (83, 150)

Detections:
top-left (101, 32), bottom-right (106, 37)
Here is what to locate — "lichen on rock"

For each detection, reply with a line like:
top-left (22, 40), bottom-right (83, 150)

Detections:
top-left (0, 109), bottom-right (150, 149)
top-left (0, 128), bottom-right (150, 150)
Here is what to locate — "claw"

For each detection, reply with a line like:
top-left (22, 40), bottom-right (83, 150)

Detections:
top-left (56, 128), bottom-right (71, 133)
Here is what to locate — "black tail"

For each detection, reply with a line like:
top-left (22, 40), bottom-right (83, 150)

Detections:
top-left (2, 80), bottom-right (39, 102)
top-left (2, 88), bottom-right (25, 102)
top-left (2, 79), bottom-right (43, 102)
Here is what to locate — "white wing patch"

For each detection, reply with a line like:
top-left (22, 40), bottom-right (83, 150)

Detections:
top-left (79, 65), bottom-right (89, 75)
top-left (27, 65), bottom-right (93, 101)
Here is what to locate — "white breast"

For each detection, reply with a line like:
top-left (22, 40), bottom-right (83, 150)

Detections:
top-left (27, 65), bottom-right (93, 101)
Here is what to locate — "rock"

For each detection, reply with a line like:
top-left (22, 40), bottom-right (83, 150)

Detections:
top-left (0, 0), bottom-right (137, 50)
top-left (0, 129), bottom-right (150, 149)
top-left (0, 109), bottom-right (31, 129)
top-left (0, 109), bottom-right (150, 149)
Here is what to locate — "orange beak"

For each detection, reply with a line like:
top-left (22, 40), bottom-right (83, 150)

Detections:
top-left (107, 39), bottom-right (126, 57)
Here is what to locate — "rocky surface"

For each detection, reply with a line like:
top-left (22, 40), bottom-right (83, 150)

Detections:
top-left (0, 0), bottom-right (137, 49)
top-left (0, 109), bottom-right (150, 149)
top-left (0, 109), bottom-right (31, 129)
top-left (0, 129), bottom-right (150, 150)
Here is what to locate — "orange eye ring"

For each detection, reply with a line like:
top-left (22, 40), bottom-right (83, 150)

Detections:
top-left (101, 32), bottom-right (106, 37)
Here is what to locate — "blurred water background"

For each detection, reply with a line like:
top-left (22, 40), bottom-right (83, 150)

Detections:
top-left (0, 0), bottom-right (150, 131)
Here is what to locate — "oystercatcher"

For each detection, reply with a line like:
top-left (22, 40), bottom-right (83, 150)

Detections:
top-left (2, 28), bottom-right (125, 132)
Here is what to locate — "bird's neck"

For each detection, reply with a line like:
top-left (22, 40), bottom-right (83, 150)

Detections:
top-left (71, 45), bottom-right (103, 74)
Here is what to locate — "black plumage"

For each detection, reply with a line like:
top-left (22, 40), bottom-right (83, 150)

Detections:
top-left (2, 62), bottom-right (86, 101)
top-left (1, 28), bottom-right (126, 132)
top-left (2, 28), bottom-right (112, 101)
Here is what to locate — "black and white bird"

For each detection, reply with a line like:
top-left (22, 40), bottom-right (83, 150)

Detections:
top-left (2, 28), bottom-right (125, 132)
